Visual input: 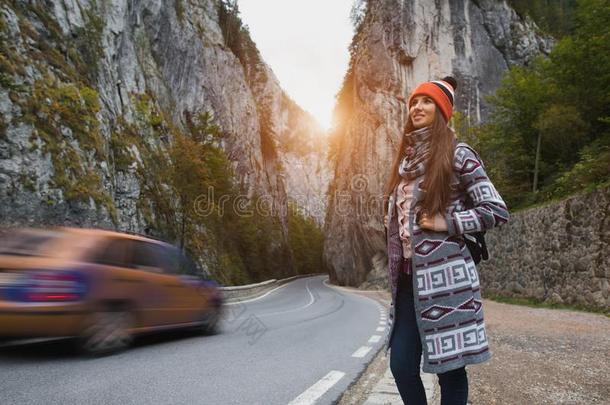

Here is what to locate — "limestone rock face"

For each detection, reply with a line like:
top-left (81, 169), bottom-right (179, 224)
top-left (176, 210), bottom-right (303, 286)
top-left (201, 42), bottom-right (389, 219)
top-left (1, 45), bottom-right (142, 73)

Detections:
top-left (324, 0), bottom-right (553, 286)
top-left (242, 55), bottom-right (331, 226)
top-left (0, 1), bottom-right (329, 265)
top-left (278, 115), bottom-right (331, 226)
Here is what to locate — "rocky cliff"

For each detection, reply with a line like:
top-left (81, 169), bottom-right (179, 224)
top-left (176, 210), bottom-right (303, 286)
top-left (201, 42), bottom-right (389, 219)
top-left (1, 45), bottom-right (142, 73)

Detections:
top-left (0, 0), bottom-right (329, 279)
top-left (324, 0), bottom-right (553, 286)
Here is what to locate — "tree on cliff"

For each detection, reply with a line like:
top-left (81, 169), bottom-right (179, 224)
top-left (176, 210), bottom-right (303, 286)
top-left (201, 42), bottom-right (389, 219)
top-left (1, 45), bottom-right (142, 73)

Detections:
top-left (459, 0), bottom-right (609, 209)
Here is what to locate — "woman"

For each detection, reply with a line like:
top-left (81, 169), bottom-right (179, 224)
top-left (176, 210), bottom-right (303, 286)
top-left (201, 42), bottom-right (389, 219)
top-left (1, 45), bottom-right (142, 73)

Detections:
top-left (382, 77), bottom-right (509, 404)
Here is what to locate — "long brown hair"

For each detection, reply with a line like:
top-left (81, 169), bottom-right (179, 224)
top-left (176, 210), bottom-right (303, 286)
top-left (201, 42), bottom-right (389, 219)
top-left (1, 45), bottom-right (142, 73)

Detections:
top-left (383, 107), bottom-right (455, 216)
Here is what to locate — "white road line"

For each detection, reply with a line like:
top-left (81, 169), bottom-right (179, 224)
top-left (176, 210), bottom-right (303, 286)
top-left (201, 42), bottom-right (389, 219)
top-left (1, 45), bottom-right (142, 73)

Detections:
top-left (379, 322), bottom-right (386, 326)
top-left (368, 335), bottom-right (381, 343)
top-left (376, 327), bottom-right (385, 332)
top-left (351, 346), bottom-right (372, 358)
top-left (225, 281), bottom-right (295, 305)
top-left (257, 279), bottom-right (316, 318)
top-left (287, 370), bottom-right (346, 405)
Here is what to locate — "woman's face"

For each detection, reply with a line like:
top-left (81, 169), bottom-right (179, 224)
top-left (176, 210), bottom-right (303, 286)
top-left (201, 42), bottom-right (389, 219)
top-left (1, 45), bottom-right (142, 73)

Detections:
top-left (409, 95), bottom-right (436, 129)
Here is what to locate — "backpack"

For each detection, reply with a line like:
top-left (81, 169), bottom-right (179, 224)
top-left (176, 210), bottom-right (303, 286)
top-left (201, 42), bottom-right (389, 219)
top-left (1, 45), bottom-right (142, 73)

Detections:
top-left (463, 232), bottom-right (488, 265)
top-left (454, 141), bottom-right (489, 265)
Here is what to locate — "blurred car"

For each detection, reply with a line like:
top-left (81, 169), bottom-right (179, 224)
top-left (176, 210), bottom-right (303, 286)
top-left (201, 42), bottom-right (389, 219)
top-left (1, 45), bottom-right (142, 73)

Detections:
top-left (0, 227), bottom-right (223, 355)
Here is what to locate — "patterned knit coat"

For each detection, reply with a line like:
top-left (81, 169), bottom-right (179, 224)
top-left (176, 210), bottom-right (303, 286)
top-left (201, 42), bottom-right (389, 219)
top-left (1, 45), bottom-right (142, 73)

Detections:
top-left (384, 142), bottom-right (510, 374)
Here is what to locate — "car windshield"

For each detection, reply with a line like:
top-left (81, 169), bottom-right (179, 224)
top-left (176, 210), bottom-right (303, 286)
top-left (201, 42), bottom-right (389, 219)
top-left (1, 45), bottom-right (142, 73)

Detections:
top-left (0, 229), bottom-right (85, 257)
top-left (0, 229), bottom-right (64, 257)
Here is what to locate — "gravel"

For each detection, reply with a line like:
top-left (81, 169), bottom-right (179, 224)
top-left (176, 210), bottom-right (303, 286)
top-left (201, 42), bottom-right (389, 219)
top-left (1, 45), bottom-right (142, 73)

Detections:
top-left (339, 290), bottom-right (610, 404)
top-left (469, 300), bottom-right (610, 404)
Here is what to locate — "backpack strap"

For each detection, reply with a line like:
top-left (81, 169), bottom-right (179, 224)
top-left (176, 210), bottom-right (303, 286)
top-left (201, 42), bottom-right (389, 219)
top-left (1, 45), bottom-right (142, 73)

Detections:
top-left (476, 231), bottom-right (489, 260)
top-left (452, 139), bottom-right (490, 262)
top-left (454, 141), bottom-right (486, 170)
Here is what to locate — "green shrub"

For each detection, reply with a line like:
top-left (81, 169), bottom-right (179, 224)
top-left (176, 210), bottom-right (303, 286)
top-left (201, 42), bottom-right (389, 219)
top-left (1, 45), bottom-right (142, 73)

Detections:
top-left (457, 0), bottom-right (610, 210)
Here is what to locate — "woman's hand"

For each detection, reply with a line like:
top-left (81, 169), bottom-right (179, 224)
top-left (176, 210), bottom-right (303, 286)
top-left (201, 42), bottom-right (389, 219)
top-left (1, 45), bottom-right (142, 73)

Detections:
top-left (384, 215), bottom-right (389, 229)
top-left (417, 211), bottom-right (448, 232)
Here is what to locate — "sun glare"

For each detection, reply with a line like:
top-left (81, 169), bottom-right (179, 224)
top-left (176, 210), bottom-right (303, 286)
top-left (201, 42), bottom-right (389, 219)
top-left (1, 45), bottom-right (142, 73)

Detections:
top-left (238, 0), bottom-right (353, 137)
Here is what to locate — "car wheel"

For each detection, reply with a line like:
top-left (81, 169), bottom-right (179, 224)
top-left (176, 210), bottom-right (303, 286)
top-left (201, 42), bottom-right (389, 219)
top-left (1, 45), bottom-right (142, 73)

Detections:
top-left (197, 307), bottom-right (222, 335)
top-left (79, 309), bottom-right (134, 356)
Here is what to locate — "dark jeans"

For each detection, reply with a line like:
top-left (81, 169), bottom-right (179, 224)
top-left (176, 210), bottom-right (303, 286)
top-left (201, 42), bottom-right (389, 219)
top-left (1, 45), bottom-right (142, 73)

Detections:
top-left (389, 270), bottom-right (469, 405)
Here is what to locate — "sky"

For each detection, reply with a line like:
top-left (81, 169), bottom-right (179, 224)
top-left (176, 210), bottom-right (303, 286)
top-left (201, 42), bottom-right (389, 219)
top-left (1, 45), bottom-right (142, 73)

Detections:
top-left (238, 0), bottom-right (355, 131)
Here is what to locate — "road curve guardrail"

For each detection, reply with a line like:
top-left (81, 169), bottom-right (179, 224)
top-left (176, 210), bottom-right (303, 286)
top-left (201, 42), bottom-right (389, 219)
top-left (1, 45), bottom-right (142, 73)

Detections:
top-left (220, 273), bottom-right (325, 303)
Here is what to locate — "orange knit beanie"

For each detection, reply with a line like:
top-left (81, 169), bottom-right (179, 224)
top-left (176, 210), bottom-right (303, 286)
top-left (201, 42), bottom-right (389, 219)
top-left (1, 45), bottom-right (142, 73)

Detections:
top-left (407, 76), bottom-right (458, 122)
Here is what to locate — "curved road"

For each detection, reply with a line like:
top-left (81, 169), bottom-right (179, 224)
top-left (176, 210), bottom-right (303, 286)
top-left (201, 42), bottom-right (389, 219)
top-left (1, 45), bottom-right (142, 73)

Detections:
top-left (0, 275), bottom-right (388, 405)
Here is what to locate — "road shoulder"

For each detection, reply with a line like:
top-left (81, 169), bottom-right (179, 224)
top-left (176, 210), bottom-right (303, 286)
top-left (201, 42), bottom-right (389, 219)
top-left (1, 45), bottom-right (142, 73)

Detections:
top-left (329, 284), bottom-right (440, 405)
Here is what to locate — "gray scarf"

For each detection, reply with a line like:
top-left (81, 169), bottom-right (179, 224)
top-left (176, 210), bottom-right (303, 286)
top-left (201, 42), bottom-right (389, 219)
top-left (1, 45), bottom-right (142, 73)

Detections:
top-left (398, 126), bottom-right (432, 180)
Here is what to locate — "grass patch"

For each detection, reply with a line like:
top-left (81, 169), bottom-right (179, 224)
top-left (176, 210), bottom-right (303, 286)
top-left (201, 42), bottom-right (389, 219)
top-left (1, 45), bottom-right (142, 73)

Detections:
top-left (0, 115), bottom-right (7, 140)
top-left (511, 182), bottom-right (610, 214)
top-left (72, 6), bottom-right (104, 82)
top-left (175, 0), bottom-right (185, 24)
top-left (483, 292), bottom-right (610, 317)
top-left (21, 78), bottom-right (116, 222)
top-left (28, 79), bottom-right (104, 156)
top-left (18, 172), bottom-right (36, 192)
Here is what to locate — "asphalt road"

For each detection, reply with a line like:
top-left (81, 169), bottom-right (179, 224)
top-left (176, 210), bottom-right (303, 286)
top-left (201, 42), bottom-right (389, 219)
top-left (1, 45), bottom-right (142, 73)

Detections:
top-left (0, 275), bottom-right (387, 405)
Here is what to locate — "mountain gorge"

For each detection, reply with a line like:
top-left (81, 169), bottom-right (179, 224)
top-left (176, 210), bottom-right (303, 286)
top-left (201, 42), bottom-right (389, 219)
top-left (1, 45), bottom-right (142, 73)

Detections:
top-left (324, 0), bottom-right (554, 286)
top-left (2, 0), bottom-right (576, 288)
top-left (0, 0), bottom-right (330, 283)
